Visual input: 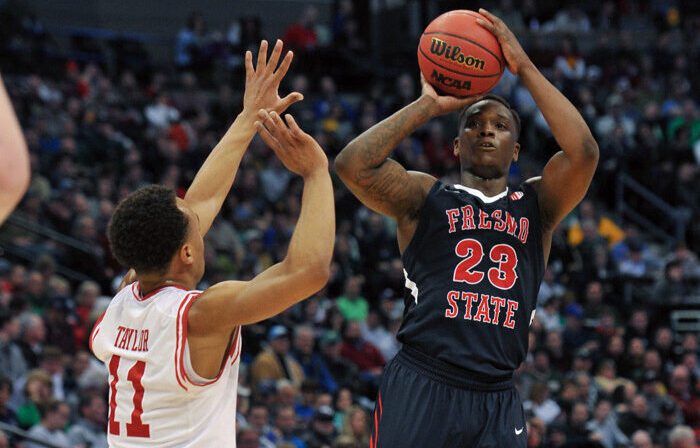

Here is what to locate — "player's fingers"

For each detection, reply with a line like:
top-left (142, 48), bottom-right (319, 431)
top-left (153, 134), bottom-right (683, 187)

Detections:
top-left (478, 8), bottom-right (500, 24)
top-left (475, 17), bottom-right (496, 34)
top-left (273, 51), bottom-right (294, 82)
top-left (266, 39), bottom-right (283, 74)
top-left (284, 114), bottom-right (303, 138)
top-left (256, 40), bottom-right (268, 72)
top-left (255, 120), bottom-right (281, 152)
top-left (277, 92), bottom-right (304, 114)
top-left (244, 51), bottom-right (254, 81)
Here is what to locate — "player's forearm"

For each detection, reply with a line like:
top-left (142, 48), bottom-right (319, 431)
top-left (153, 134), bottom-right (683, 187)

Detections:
top-left (519, 63), bottom-right (598, 160)
top-left (335, 96), bottom-right (434, 180)
top-left (184, 110), bottom-right (257, 235)
top-left (0, 76), bottom-right (30, 222)
top-left (283, 167), bottom-right (334, 289)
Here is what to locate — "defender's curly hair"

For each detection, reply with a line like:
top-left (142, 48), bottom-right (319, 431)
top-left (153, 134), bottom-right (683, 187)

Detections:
top-left (108, 185), bottom-right (188, 275)
top-left (458, 94), bottom-right (521, 138)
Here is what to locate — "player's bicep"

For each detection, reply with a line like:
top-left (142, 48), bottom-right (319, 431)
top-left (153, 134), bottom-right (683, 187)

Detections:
top-left (340, 159), bottom-right (435, 219)
top-left (538, 149), bottom-right (598, 229)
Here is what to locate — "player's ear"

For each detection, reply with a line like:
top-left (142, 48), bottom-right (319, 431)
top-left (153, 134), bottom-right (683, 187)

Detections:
top-left (512, 142), bottom-right (520, 162)
top-left (180, 243), bottom-right (194, 265)
top-left (453, 137), bottom-right (460, 157)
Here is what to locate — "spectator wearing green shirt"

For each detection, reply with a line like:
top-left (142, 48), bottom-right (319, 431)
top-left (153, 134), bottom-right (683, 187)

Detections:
top-left (336, 276), bottom-right (368, 321)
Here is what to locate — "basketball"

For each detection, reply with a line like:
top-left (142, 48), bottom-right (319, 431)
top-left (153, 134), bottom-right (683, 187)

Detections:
top-left (418, 10), bottom-right (505, 97)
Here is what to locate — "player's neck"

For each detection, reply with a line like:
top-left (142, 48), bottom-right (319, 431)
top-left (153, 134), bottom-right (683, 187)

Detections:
top-left (137, 273), bottom-right (194, 295)
top-left (459, 171), bottom-right (508, 197)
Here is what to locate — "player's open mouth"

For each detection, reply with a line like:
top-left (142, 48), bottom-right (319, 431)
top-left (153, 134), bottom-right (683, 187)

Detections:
top-left (477, 142), bottom-right (496, 150)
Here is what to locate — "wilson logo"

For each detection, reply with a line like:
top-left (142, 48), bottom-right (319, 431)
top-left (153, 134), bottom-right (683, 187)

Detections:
top-left (430, 37), bottom-right (486, 71)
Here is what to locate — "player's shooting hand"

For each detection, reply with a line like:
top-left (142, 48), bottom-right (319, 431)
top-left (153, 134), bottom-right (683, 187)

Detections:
top-left (475, 9), bottom-right (532, 76)
top-left (255, 110), bottom-right (328, 178)
top-left (243, 40), bottom-right (303, 116)
top-left (420, 73), bottom-right (483, 116)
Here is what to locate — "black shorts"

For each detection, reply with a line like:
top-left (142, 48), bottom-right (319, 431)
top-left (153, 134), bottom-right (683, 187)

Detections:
top-left (370, 346), bottom-right (527, 448)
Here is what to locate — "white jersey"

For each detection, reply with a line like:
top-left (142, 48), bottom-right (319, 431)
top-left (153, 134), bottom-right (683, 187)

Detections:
top-left (91, 283), bottom-right (241, 447)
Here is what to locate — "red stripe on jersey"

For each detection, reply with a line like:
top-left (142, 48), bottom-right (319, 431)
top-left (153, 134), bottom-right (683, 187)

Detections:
top-left (174, 293), bottom-right (198, 391)
top-left (179, 298), bottom-right (238, 387)
top-left (230, 327), bottom-right (242, 365)
top-left (89, 310), bottom-right (106, 355)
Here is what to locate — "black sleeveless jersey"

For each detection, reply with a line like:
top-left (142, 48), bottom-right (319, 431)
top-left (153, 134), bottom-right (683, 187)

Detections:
top-left (397, 180), bottom-right (545, 378)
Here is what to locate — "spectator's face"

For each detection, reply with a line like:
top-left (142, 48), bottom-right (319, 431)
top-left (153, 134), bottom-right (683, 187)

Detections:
top-left (631, 396), bottom-right (648, 418)
top-left (631, 432), bottom-right (652, 448)
top-left (336, 388), bottom-right (352, 411)
top-left (344, 321), bottom-right (361, 340)
top-left (654, 328), bottom-right (672, 349)
top-left (594, 401), bottom-right (611, 421)
top-left (570, 403), bottom-right (589, 426)
top-left (629, 339), bottom-right (644, 357)
top-left (47, 403), bottom-right (70, 430)
top-left (294, 330), bottom-right (314, 355)
top-left (670, 368), bottom-right (690, 394)
top-left (270, 336), bottom-right (290, 354)
top-left (238, 429), bottom-right (260, 448)
top-left (608, 336), bottom-right (624, 356)
top-left (456, 100), bottom-right (519, 181)
top-left (313, 418), bottom-right (335, 436)
top-left (275, 409), bottom-right (296, 434)
top-left (85, 396), bottom-right (107, 425)
top-left (248, 407), bottom-right (268, 429)
top-left (350, 409), bottom-right (367, 435)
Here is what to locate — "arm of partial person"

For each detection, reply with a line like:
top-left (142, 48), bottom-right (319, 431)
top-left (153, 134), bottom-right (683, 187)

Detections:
top-left (188, 111), bottom-right (334, 332)
top-left (0, 75), bottom-right (30, 224)
top-left (184, 40), bottom-right (302, 235)
top-left (479, 9), bottom-right (599, 230)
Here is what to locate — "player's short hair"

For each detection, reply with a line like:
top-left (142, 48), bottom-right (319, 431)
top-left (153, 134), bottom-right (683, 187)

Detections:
top-left (458, 94), bottom-right (521, 138)
top-left (108, 185), bottom-right (188, 275)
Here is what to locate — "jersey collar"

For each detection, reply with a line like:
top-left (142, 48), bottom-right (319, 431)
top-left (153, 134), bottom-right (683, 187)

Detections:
top-left (453, 184), bottom-right (508, 203)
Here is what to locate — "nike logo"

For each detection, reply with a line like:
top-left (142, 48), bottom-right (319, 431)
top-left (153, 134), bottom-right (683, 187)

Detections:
top-left (515, 427), bottom-right (524, 435)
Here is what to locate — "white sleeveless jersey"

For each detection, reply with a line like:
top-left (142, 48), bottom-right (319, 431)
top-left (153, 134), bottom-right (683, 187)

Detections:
top-left (90, 283), bottom-right (241, 447)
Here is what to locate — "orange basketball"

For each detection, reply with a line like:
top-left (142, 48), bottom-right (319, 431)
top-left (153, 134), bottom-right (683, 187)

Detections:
top-left (418, 10), bottom-right (505, 97)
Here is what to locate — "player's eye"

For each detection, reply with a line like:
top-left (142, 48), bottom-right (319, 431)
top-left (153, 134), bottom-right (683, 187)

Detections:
top-left (496, 122), bottom-right (507, 129)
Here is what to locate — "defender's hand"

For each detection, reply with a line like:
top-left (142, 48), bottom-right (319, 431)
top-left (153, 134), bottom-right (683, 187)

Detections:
top-left (243, 40), bottom-right (303, 116)
top-left (255, 110), bottom-right (328, 178)
top-left (420, 73), bottom-right (483, 116)
top-left (475, 9), bottom-right (532, 76)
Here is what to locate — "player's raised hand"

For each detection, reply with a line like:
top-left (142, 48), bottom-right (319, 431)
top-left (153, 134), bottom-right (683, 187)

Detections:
top-left (255, 110), bottom-right (328, 178)
top-left (243, 39), bottom-right (303, 115)
top-left (420, 73), bottom-right (483, 116)
top-left (475, 9), bottom-right (531, 76)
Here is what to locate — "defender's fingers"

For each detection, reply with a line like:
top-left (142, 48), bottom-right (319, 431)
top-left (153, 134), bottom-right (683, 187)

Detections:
top-left (284, 114), bottom-right (303, 137)
top-left (277, 92), bottom-right (304, 113)
top-left (255, 120), bottom-right (281, 151)
top-left (273, 51), bottom-right (294, 82)
top-left (475, 18), bottom-right (496, 34)
top-left (266, 39), bottom-right (284, 74)
top-left (256, 40), bottom-right (268, 72)
top-left (244, 51), bottom-right (254, 81)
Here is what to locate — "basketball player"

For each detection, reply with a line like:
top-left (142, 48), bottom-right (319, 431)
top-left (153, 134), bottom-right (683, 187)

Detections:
top-left (335, 9), bottom-right (598, 447)
top-left (0, 74), bottom-right (30, 224)
top-left (90, 40), bottom-right (334, 447)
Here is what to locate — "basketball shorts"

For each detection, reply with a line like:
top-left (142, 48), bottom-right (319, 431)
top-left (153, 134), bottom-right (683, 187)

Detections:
top-left (370, 345), bottom-right (527, 448)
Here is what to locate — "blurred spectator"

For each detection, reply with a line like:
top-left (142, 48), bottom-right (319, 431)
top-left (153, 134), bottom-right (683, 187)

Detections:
top-left (291, 325), bottom-right (337, 394)
top-left (67, 391), bottom-right (108, 448)
top-left (302, 404), bottom-right (337, 448)
top-left (0, 310), bottom-right (27, 381)
top-left (25, 399), bottom-right (71, 448)
top-left (251, 325), bottom-right (305, 389)
top-left (585, 398), bottom-right (629, 448)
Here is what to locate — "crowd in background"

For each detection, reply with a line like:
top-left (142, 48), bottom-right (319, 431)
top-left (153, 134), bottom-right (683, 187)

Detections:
top-left (0, 0), bottom-right (699, 447)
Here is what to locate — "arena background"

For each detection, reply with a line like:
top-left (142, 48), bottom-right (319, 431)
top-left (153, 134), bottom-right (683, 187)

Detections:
top-left (0, 0), bottom-right (699, 447)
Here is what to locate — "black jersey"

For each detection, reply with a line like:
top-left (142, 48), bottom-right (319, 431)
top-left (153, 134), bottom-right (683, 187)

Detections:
top-left (397, 180), bottom-right (545, 379)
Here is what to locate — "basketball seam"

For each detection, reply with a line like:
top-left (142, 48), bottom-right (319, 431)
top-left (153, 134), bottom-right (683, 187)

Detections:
top-left (418, 47), bottom-right (502, 79)
top-left (422, 31), bottom-right (505, 72)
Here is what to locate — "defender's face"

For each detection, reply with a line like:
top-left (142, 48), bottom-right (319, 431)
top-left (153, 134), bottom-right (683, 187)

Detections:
top-left (454, 100), bottom-right (520, 180)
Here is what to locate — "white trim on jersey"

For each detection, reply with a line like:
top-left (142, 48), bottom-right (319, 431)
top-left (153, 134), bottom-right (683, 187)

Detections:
top-left (403, 269), bottom-right (419, 304)
top-left (453, 184), bottom-right (509, 203)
